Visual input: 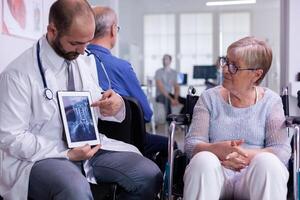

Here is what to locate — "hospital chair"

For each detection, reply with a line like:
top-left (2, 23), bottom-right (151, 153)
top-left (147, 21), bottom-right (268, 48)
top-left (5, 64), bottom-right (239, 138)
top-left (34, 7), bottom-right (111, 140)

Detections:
top-left (163, 86), bottom-right (300, 200)
top-left (98, 96), bottom-right (145, 154)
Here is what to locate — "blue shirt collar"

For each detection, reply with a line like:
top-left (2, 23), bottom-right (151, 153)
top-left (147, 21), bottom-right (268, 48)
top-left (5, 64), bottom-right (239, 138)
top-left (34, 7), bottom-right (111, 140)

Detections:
top-left (87, 44), bottom-right (111, 55)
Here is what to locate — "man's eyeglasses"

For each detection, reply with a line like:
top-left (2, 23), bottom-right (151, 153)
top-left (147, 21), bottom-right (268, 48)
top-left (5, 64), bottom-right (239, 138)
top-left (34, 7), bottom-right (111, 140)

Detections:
top-left (115, 25), bottom-right (120, 33)
top-left (218, 56), bottom-right (257, 75)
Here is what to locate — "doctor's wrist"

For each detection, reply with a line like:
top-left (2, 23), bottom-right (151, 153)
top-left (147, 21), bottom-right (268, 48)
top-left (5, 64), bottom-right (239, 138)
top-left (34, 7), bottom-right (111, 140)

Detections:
top-left (65, 149), bottom-right (71, 160)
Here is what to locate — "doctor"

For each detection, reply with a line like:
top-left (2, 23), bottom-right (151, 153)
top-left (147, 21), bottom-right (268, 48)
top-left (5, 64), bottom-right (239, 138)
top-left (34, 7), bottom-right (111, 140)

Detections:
top-left (0, 0), bottom-right (162, 200)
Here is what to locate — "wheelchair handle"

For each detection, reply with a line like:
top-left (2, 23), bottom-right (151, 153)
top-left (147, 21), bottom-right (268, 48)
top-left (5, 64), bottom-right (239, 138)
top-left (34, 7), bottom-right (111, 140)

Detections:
top-left (297, 90), bottom-right (300, 108)
top-left (188, 86), bottom-right (196, 96)
top-left (281, 87), bottom-right (289, 117)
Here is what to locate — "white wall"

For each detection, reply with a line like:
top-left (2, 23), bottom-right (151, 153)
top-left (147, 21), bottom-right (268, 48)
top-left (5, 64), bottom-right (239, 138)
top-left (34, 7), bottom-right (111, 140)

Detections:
top-left (0, 35), bottom-right (34, 72)
top-left (288, 0), bottom-right (300, 97)
top-left (251, 2), bottom-right (280, 92)
top-left (118, 0), bottom-right (144, 82)
top-left (287, 0), bottom-right (300, 115)
top-left (0, 0), bottom-right (55, 72)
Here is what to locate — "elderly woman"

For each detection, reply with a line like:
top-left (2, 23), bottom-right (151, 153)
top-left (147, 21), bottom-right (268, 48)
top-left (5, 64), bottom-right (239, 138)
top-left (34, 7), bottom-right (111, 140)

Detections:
top-left (183, 36), bottom-right (291, 200)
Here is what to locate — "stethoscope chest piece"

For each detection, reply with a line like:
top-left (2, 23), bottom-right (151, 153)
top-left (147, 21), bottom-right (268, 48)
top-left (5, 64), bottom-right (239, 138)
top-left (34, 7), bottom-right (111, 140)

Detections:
top-left (37, 40), bottom-right (54, 101)
top-left (44, 88), bottom-right (53, 100)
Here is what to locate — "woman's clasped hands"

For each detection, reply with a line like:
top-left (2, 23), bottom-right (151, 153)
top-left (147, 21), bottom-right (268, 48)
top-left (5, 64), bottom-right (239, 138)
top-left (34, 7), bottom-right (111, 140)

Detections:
top-left (212, 139), bottom-right (250, 171)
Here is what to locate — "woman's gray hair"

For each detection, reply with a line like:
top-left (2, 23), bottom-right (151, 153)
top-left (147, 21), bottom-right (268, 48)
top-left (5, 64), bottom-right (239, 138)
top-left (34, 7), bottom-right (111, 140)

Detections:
top-left (93, 7), bottom-right (116, 39)
top-left (227, 36), bottom-right (272, 85)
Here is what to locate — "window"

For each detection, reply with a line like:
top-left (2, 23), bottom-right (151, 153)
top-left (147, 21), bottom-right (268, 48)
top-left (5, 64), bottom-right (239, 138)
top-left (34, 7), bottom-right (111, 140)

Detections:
top-left (144, 14), bottom-right (175, 82)
top-left (143, 12), bottom-right (251, 86)
top-left (219, 12), bottom-right (251, 56)
top-left (180, 13), bottom-right (213, 85)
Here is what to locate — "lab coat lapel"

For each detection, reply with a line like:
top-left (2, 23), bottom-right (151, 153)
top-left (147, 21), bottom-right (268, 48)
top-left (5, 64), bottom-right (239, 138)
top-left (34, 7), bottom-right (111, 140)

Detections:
top-left (76, 56), bottom-right (102, 101)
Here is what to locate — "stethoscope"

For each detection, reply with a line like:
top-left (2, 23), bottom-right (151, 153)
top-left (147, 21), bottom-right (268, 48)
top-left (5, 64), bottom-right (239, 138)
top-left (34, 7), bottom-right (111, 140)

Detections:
top-left (36, 41), bottom-right (112, 100)
top-left (37, 41), bottom-right (54, 100)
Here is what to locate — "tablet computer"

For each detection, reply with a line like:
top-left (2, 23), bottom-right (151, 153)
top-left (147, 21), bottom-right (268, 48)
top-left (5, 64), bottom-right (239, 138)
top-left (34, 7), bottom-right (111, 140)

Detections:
top-left (57, 91), bottom-right (100, 148)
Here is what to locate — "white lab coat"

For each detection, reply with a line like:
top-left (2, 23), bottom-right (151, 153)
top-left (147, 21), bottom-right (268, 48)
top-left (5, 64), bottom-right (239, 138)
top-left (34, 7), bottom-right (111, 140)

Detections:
top-left (0, 37), bottom-right (140, 200)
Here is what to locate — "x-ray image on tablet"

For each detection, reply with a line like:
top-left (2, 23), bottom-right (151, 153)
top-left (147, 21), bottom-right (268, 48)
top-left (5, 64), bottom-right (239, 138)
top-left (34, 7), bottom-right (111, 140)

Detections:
top-left (57, 91), bottom-right (100, 148)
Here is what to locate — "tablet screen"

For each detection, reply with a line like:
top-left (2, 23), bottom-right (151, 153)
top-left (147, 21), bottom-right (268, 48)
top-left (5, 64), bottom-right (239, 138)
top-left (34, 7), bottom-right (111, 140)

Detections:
top-left (57, 91), bottom-right (100, 148)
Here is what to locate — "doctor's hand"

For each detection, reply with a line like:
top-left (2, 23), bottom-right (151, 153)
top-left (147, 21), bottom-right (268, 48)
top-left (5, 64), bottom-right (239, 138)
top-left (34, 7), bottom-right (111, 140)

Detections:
top-left (67, 144), bottom-right (101, 161)
top-left (91, 89), bottom-right (123, 116)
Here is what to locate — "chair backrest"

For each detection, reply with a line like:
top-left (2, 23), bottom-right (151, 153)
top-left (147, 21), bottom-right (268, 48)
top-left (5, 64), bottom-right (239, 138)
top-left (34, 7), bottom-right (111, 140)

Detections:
top-left (125, 96), bottom-right (146, 154)
top-left (186, 94), bottom-right (199, 122)
top-left (97, 96), bottom-right (146, 154)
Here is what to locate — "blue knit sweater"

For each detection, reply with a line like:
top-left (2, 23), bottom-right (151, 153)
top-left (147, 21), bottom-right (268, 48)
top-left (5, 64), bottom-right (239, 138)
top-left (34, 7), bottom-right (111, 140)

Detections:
top-left (185, 86), bottom-right (291, 165)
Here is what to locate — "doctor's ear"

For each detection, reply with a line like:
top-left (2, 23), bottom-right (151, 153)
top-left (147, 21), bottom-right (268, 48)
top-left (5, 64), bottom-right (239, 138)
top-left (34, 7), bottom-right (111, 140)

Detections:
top-left (47, 23), bottom-right (58, 39)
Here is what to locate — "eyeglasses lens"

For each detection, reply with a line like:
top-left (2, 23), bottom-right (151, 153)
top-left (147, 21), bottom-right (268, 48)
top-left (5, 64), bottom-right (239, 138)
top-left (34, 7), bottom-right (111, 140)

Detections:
top-left (219, 57), bottom-right (237, 74)
top-left (228, 64), bottom-right (237, 74)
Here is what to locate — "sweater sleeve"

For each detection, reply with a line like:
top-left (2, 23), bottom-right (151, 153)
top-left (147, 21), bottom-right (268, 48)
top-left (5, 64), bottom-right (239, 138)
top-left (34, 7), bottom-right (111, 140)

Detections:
top-left (184, 95), bottom-right (210, 158)
top-left (265, 98), bottom-right (291, 165)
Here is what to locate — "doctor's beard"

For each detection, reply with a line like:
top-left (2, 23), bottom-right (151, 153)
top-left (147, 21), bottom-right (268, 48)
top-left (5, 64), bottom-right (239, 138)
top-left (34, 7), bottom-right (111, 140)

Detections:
top-left (52, 37), bottom-right (80, 61)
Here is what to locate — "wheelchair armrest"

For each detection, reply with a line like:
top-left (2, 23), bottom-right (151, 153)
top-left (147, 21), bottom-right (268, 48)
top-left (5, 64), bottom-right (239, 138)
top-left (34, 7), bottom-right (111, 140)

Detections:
top-left (293, 117), bottom-right (300, 124)
top-left (166, 114), bottom-right (190, 125)
top-left (286, 116), bottom-right (300, 126)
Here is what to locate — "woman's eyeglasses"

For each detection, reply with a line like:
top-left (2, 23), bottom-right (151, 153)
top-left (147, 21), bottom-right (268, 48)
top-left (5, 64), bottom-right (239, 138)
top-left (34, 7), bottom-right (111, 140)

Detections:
top-left (218, 56), bottom-right (257, 75)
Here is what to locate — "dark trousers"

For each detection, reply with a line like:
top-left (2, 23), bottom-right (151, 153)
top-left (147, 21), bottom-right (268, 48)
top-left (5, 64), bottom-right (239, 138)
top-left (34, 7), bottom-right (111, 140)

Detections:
top-left (156, 94), bottom-right (186, 118)
top-left (28, 150), bottom-right (162, 200)
top-left (144, 133), bottom-right (178, 172)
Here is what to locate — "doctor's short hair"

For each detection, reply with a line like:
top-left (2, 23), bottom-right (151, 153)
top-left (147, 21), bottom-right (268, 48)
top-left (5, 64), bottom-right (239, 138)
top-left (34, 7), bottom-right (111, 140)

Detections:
top-left (227, 36), bottom-right (272, 85)
top-left (49, 0), bottom-right (94, 35)
top-left (93, 6), bottom-right (117, 39)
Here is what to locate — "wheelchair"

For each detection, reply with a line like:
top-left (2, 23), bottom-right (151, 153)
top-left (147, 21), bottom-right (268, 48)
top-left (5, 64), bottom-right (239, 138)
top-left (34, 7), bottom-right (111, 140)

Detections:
top-left (282, 88), bottom-right (300, 200)
top-left (162, 86), bottom-right (198, 200)
top-left (163, 86), bottom-right (300, 200)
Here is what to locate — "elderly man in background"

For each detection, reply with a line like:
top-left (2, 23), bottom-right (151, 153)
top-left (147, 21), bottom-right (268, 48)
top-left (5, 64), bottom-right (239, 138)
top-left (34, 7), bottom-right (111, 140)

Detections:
top-left (87, 6), bottom-right (173, 172)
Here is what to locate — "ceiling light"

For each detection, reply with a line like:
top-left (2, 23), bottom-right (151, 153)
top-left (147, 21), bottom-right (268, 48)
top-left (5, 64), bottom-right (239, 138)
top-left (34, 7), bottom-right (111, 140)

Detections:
top-left (206, 0), bottom-right (256, 6)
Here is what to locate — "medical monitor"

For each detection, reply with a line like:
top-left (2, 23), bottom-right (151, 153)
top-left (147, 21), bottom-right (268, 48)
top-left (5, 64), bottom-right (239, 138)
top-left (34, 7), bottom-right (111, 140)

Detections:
top-left (193, 65), bottom-right (218, 80)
